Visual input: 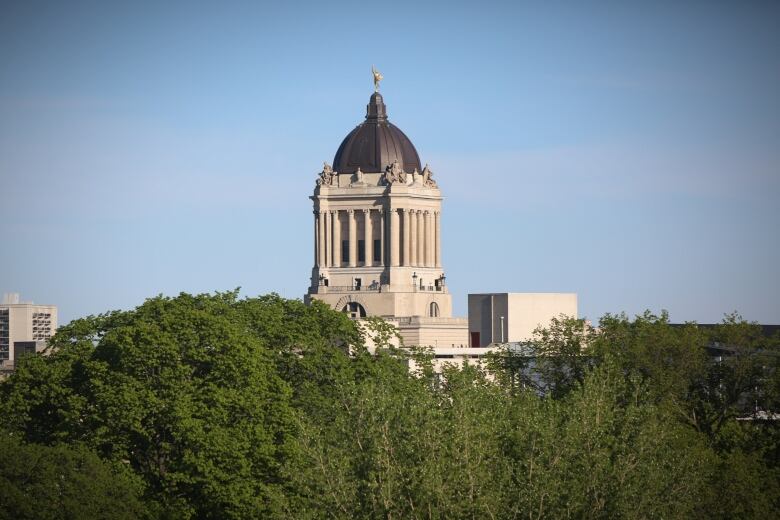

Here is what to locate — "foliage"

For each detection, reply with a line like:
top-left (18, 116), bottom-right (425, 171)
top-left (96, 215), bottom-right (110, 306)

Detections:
top-left (531, 315), bottom-right (595, 397)
top-left (0, 291), bottom-right (355, 518)
top-left (2, 293), bottom-right (779, 518)
top-left (0, 435), bottom-right (147, 520)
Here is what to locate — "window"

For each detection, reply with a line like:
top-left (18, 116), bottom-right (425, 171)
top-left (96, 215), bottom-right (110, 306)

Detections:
top-left (0, 309), bottom-right (9, 361)
top-left (358, 240), bottom-right (365, 263)
top-left (354, 278), bottom-right (362, 290)
top-left (341, 302), bottom-right (366, 319)
top-left (342, 240), bottom-right (349, 264)
top-left (373, 239), bottom-right (381, 264)
top-left (429, 302), bottom-right (440, 317)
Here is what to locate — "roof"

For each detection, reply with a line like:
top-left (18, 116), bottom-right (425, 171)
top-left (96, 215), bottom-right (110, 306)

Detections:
top-left (332, 92), bottom-right (422, 175)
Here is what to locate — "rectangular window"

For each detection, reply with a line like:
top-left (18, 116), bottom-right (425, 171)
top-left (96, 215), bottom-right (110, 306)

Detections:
top-left (342, 240), bottom-right (349, 263)
top-left (358, 240), bottom-right (365, 263)
top-left (0, 309), bottom-right (8, 360)
top-left (373, 239), bottom-right (381, 264)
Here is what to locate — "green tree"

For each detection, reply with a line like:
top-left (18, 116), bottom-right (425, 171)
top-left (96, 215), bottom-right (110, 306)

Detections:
top-left (4, 294), bottom-right (779, 518)
top-left (0, 436), bottom-right (147, 520)
top-left (693, 313), bottom-right (779, 436)
top-left (1, 291), bottom-right (301, 518)
top-left (500, 360), bottom-right (716, 519)
top-left (435, 362), bottom-right (515, 518)
top-left (592, 311), bottom-right (709, 403)
top-left (531, 315), bottom-right (594, 398)
top-left (286, 347), bottom-right (443, 518)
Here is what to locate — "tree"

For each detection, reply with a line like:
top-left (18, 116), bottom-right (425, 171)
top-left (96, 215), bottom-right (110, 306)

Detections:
top-left (0, 435), bottom-right (147, 520)
top-left (4, 294), bottom-right (779, 518)
top-left (498, 360), bottom-right (717, 519)
top-left (1, 291), bottom-right (302, 518)
top-left (531, 315), bottom-right (594, 398)
top-left (285, 346), bottom-right (442, 518)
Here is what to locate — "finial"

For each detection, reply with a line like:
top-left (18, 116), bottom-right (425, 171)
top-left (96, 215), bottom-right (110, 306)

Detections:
top-left (372, 65), bottom-right (383, 92)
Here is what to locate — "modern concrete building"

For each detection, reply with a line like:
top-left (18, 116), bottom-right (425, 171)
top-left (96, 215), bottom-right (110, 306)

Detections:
top-left (0, 293), bottom-right (57, 367)
top-left (468, 293), bottom-right (577, 347)
top-left (304, 85), bottom-right (467, 347)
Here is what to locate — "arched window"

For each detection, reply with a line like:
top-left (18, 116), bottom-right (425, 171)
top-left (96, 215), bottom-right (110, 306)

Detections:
top-left (341, 302), bottom-right (367, 320)
top-left (429, 302), bottom-right (440, 317)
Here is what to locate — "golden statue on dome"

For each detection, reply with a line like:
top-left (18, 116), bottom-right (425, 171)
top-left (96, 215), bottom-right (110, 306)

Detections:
top-left (372, 65), bottom-right (383, 92)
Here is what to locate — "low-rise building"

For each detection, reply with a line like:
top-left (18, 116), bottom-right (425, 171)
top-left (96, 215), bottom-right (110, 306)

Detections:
top-left (468, 293), bottom-right (578, 347)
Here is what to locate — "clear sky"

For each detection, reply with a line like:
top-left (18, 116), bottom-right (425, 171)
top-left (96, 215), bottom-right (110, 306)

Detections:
top-left (1, 1), bottom-right (778, 325)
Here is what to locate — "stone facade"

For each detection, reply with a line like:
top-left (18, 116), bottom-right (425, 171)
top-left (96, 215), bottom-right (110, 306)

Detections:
top-left (305, 92), bottom-right (467, 347)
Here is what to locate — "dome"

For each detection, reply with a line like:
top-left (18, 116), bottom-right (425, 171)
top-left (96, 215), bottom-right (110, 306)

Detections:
top-left (333, 92), bottom-right (422, 175)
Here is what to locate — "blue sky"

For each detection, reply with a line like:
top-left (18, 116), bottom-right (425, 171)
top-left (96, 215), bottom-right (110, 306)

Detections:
top-left (1, 1), bottom-right (778, 325)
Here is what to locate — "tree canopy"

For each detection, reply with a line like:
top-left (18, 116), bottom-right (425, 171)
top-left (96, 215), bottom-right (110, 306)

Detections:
top-left (1, 292), bottom-right (778, 518)
top-left (0, 436), bottom-right (146, 520)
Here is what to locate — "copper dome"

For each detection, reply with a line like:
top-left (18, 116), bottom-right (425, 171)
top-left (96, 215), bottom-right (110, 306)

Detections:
top-left (332, 93), bottom-right (422, 175)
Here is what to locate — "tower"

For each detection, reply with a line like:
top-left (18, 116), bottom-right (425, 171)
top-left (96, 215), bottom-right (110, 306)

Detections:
top-left (305, 84), bottom-right (467, 347)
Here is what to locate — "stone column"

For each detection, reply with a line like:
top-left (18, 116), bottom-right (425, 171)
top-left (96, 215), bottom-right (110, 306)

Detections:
top-left (390, 208), bottom-right (400, 267)
top-left (402, 209), bottom-right (411, 267)
top-left (425, 211), bottom-right (433, 267)
top-left (417, 210), bottom-right (425, 268)
top-left (348, 209), bottom-right (357, 267)
top-left (322, 211), bottom-right (328, 267)
top-left (332, 210), bottom-right (341, 267)
top-left (313, 211), bottom-right (318, 267)
top-left (435, 211), bottom-right (441, 267)
top-left (323, 210), bottom-right (330, 268)
top-left (363, 209), bottom-right (372, 266)
top-left (379, 210), bottom-right (385, 267)
top-left (317, 211), bottom-right (326, 268)
top-left (409, 210), bottom-right (417, 267)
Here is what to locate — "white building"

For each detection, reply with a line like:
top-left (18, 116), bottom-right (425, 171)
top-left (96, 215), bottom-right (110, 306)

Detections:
top-left (0, 293), bottom-right (57, 370)
top-left (304, 85), bottom-right (468, 348)
top-left (468, 293), bottom-right (578, 347)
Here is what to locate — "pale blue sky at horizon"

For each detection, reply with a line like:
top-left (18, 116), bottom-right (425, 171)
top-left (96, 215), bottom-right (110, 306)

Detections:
top-left (1, 1), bottom-right (778, 326)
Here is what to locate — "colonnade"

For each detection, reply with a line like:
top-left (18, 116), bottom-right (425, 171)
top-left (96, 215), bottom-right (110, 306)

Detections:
top-left (314, 208), bottom-right (441, 269)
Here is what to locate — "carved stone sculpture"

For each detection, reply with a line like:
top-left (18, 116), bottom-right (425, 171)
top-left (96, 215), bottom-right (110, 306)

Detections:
top-left (316, 161), bottom-right (335, 186)
top-left (382, 160), bottom-right (406, 185)
top-left (421, 163), bottom-right (437, 188)
top-left (350, 167), bottom-right (365, 187)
